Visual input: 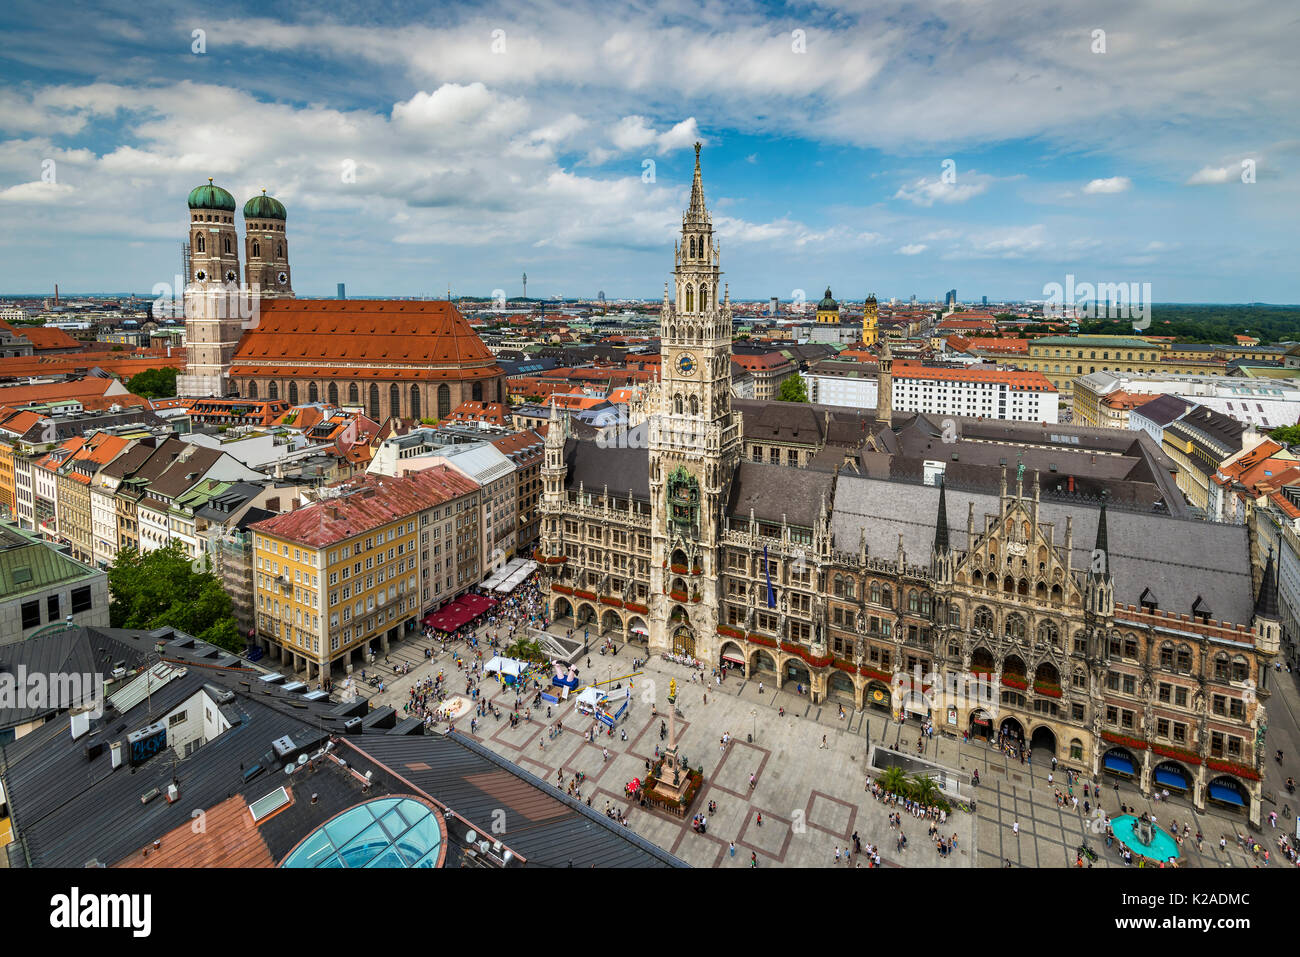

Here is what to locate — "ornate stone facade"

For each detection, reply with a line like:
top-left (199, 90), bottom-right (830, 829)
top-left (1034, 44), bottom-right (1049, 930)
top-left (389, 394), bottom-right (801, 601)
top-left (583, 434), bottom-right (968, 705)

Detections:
top-left (536, 147), bottom-right (1279, 825)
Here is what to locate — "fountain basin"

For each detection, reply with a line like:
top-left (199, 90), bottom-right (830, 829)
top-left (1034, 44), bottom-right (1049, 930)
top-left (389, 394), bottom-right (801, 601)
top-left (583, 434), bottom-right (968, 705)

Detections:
top-left (1111, 814), bottom-right (1180, 862)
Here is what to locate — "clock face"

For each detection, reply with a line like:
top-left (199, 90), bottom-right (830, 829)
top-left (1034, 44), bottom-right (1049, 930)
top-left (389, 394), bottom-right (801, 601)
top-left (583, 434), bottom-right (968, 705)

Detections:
top-left (676, 352), bottom-right (697, 376)
top-left (194, 269), bottom-right (207, 281)
top-left (224, 269), bottom-right (238, 282)
top-left (277, 271), bottom-right (288, 284)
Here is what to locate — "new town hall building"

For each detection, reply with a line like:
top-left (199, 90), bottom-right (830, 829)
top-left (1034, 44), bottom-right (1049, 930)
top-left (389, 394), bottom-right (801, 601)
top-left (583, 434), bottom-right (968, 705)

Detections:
top-left (538, 146), bottom-right (1281, 824)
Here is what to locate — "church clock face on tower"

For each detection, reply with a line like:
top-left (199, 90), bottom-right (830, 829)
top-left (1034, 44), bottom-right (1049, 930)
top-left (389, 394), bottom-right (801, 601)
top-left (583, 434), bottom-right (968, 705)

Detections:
top-left (676, 352), bottom-right (697, 376)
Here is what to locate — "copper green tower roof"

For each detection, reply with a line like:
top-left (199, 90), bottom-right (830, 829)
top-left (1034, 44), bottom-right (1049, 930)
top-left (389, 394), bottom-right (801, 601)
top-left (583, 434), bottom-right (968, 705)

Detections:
top-left (187, 178), bottom-right (236, 211)
top-left (243, 189), bottom-right (287, 220)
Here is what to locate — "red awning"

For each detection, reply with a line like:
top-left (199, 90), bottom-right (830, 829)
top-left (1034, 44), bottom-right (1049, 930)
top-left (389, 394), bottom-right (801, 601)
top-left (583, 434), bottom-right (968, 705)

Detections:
top-left (721, 655), bottom-right (746, 665)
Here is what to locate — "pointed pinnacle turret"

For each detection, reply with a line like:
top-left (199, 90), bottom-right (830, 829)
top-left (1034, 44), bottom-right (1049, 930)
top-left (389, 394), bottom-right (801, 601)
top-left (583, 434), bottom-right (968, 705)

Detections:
top-left (1091, 501), bottom-right (1110, 579)
top-left (934, 479), bottom-right (950, 554)
top-left (687, 141), bottom-right (708, 224)
top-left (1256, 547), bottom-right (1280, 620)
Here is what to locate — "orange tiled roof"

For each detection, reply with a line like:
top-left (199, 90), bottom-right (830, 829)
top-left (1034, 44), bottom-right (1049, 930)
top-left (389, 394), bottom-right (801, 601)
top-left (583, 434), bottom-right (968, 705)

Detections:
top-left (116, 794), bottom-right (276, 868)
top-left (232, 300), bottom-right (501, 374)
top-left (892, 363), bottom-right (1057, 391)
top-left (22, 327), bottom-right (82, 351)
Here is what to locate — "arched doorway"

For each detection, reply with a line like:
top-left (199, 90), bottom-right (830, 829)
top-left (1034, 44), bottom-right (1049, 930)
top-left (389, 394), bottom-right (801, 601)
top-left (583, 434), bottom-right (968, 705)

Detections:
top-left (1030, 725), bottom-right (1057, 756)
top-left (751, 649), bottom-right (777, 677)
top-left (600, 609), bottom-right (621, 637)
top-left (999, 716), bottom-right (1025, 747)
top-left (828, 670), bottom-right (854, 704)
top-left (672, 625), bottom-right (695, 659)
top-left (865, 681), bottom-right (891, 713)
top-left (552, 596), bottom-right (573, 623)
top-left (626, 616), bottom-right (648, 645)
top-left (719, 641), bottom-right (746, 676)
top-left (1102, 747), bottom-right (1137, 779)
top-left (1153, 761), bottom-right (1191, 794)
top-left (574, 603), bottom-right (597, 634)
top-left (968, 707), bottom-right (994, 740)
top-left (784, 658), bottom-right (811, 693)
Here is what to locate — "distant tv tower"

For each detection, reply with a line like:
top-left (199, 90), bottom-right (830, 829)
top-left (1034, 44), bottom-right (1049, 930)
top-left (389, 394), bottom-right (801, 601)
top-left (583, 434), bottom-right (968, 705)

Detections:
top-left (522, 271), bottom-right (527, 300)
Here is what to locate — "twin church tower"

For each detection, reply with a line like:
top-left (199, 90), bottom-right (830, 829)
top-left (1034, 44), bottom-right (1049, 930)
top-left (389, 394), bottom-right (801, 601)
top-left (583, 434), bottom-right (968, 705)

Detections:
top-left (178, 180), bottom-right (294, 398)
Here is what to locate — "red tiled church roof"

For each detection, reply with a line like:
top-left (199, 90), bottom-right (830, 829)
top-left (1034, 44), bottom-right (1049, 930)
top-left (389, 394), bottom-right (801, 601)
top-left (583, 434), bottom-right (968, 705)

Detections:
top-left (232, 300), bottom-right (500, 371)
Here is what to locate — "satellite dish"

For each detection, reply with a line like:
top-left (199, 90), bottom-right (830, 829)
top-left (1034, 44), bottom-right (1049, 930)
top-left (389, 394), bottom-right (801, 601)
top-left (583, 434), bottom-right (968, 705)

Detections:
top-left (297, 754), bottom-right (308, 766)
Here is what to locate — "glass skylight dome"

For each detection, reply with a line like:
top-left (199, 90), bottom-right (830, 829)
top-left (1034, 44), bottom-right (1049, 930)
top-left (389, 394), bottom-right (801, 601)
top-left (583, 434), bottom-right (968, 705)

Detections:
top-left (281, 797), bottom-right (445, 868)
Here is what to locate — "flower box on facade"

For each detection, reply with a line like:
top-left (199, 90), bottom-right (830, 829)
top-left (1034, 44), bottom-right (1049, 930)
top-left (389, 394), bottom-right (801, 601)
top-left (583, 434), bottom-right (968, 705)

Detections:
top-left (861, 666), bottom-right (892, 683)
top-left (690, 593), bottom-right (702, 603)
top-left (670, 563), bottom-right (688, 574)
top-left (669, 590), bottom-right (689, 603)
top-left (1033, 681), bottom-right (1062, 698)
top-left (1206, 758), bottom-right (1260, 781)
top-left (551, 584), bottom-right (573, 595)
top-left (534, 549), bottom-right (568, 565)
top-left (574, 589), bottom-right (597, 601)
top-left (805, 652), bottom-right (833, 668)
top-left (832, 658), bottom-right (857, 673)
top-left (1100, 730), bottom-right (1149, 750)
top-left (1150, 744), bottom-right (1202, 766)
top-left (748, 633), bottom-right (776, 648)
top-left (625, 602), bottom-right (649, 615)
top-left (1001, 675), bottom-right (1028, 690)
top-left (600, 596), bottom-right (623, 608)
top-left (718, 625), bottom-right (744, 640)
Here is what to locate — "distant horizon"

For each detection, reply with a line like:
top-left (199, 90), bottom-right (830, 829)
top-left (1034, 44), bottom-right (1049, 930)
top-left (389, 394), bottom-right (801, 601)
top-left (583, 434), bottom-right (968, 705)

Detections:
top-left (1, 2), bottom-right (1294, 301)
top-left (3, 292), bottom-right (1297, 309)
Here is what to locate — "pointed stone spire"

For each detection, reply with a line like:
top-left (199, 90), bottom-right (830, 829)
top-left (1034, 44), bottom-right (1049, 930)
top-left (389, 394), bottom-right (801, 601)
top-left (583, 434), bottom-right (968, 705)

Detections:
top-left (1093, 500), bottom-right (1109, 570)
top-left (934, 479), bottom-right (950, 554)
top-left (687, 141), bottom-right (707, 223)
top-left (1256, 547), bottom-right (1280, 620)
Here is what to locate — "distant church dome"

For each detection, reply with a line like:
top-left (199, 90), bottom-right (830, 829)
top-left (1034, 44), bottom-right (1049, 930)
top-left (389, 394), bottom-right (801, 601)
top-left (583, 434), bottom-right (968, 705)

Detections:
top-left (188, 178), bottom-right (236, 212)
top-left (243, 189), bottom-right (287, 220)
top-left (818, 287), bottom-right (839, 311)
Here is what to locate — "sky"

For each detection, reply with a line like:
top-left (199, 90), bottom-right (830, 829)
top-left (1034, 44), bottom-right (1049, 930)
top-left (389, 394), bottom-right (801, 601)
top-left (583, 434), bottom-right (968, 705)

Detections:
top-left (0, 0), bottom-right (1296, 303)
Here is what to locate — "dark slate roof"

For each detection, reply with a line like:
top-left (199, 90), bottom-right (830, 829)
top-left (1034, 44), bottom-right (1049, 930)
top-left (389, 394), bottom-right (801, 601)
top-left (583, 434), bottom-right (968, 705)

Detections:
top-left (734, 398), bottom-right (875, 447)
top-left (726, 461), bottom-right (834, 528)
top-left (562, 437), bottom-right (650, 501)
top-left (0, 626), bottom-right (149, 731)
top-left (1131, 393), bottom-right (1193, 427)
top-left (343, 733), bottom-right (685, 868)
top-left (830, 475), bottom-right (1254, 624)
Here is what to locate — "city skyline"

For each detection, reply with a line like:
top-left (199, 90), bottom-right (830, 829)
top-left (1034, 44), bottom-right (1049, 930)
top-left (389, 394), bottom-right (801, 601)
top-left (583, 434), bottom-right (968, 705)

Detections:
top-left (0, 0), bottom-right (1295, 302)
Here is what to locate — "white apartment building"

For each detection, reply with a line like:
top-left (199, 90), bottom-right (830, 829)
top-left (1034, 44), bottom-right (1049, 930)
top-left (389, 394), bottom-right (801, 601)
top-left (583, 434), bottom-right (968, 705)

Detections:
top-left (803, 362), bottom-right (879, 409)
top-left (891, 365), bottom-right (1059, 423)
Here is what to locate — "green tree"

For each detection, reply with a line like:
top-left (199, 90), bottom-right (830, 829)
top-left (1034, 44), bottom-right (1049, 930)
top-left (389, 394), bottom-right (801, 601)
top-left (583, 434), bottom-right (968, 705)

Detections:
top-left (1270, 425), bottom-right (1300, 447)
top-left (879, 765), bottom-right (909, 796)
top-left (910, 773), bottom-right (940, 805)
top-left (777, 375), bottom-right (809, 403)
top-left (108, 543), bottom-right (242, 650)
top-left (126, 366), bottom-right (179, 399)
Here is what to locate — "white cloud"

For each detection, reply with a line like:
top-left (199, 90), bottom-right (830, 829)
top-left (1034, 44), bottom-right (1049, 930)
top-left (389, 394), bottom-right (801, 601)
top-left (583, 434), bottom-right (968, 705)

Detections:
top-left (894, 173), bottom-right (992, 207)
top-left (898, 243), bottom-right (928, 255)
top-left (1083, 176), bottom-right (1131, 194)
top-left (1186, 165), bottom-right (1234, 185)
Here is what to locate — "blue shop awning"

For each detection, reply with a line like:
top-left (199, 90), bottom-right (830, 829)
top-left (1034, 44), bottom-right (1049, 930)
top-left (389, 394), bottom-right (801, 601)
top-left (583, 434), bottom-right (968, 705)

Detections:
top-left (1103, 752), bottom-right (1135, 775)
top-left (1154, 767), bottom-right (1189, 790)
top-left (1209, 782), bottom-right (1246, 806)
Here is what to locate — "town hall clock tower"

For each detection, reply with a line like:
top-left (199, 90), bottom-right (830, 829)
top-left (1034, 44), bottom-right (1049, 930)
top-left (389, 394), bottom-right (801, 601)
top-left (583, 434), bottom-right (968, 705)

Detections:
top-left (647, 144), bottom-right (743, 662)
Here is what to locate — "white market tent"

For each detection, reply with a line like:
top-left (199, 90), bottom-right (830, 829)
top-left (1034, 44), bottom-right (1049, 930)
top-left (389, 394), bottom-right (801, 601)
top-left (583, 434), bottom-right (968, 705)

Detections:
top-left (483, 656), bottom-right (527, 678)
top-left (494, 559), bottom-right (538, 594)
top-left (576, 686), bottom-right (608, 709)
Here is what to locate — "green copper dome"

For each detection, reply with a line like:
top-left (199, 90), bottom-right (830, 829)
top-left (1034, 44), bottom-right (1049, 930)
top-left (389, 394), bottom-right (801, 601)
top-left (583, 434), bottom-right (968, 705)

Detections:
top-left (188, 178), bottom-right (236, 212)
top-left (243, 190), bottom-right (287, 220)
top-left (817, 287), bottom-right (839, 311)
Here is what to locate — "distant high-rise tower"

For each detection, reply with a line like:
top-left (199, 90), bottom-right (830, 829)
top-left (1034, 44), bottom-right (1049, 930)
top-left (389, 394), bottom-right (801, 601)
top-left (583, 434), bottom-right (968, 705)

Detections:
top-left (522, 271), bottom-right (527, 300)
top-left (769, 296), bottom-right (778, 316)
top-left (598, 290), bottom-right (606, 304)
top-left (945, 288), bottom-right (957, 307)
top-left (982, 295), bottom-right (988, 307)
top-left (337, 283), bottom-right (346, 299)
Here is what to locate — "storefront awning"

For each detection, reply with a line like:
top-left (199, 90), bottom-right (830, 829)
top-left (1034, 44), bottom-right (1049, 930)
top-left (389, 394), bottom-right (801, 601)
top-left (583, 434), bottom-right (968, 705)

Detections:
top-left (1209, 782), bottom-right (1246, 806)
top-left (1154, 767), bottom-right (1189, 790)
top-left (721, 655), bottom-right (745, 665)
top-left (1103, 752), bottom-right (1135, 775)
